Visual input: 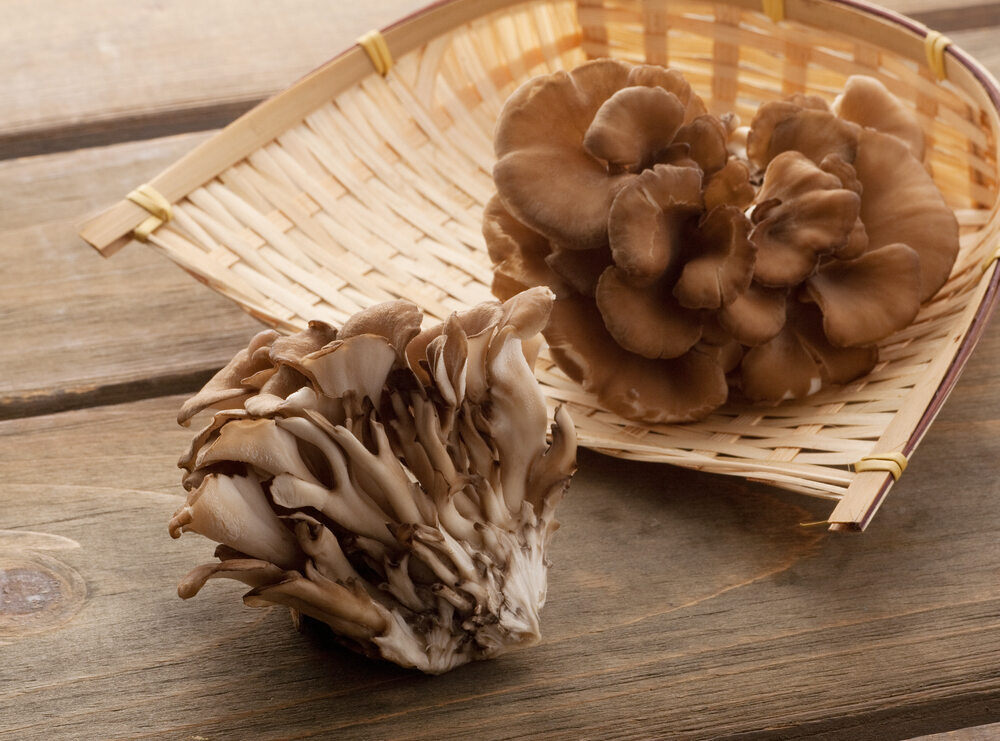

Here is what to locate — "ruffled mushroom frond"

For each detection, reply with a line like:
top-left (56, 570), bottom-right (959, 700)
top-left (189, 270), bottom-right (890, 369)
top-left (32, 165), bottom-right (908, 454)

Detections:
top-left (172, 294), bottom-right (577, 674)
top-left (750, 151), bottom-right (862, 287)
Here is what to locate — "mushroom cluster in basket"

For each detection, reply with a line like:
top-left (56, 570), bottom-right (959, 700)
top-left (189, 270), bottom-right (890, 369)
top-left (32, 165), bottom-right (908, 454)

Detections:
top-left (486, 60), bottom-right (960, 423)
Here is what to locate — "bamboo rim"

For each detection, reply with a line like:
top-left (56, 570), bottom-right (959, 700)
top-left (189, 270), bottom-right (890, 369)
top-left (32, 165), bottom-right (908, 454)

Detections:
top-left (77, 0), bottom-right (1000, 532)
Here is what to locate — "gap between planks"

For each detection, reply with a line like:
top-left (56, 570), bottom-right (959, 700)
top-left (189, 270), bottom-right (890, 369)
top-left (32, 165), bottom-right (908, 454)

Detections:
top-left (0, 367), bottom-right (221, 422)
top-left (1, 1), bottom-right (998, 161)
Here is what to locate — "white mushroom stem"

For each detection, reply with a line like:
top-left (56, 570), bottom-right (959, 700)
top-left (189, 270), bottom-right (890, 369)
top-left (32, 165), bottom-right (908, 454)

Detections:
top-left (487, 331), bottom-right (548, 514)
top-left (169, 474), bottom-right (301, 569)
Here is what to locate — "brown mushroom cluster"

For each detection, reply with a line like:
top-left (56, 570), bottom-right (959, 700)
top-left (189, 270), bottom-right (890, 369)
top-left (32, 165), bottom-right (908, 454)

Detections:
top-left (169, 289), bottom-right (577, 674)
top-left (487, 62), bottom-right (959, 421)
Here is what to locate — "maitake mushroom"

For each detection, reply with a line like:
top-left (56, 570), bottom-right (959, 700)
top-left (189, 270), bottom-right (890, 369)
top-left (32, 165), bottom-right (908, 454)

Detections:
top-left (737, 75), bottom-right (959, 401)
top-left (487, 59), bottom-right (755, 423)
top-left (488, 65), bottom-right (959, 416)
top-left (169, 289), bottom-right (577, 674)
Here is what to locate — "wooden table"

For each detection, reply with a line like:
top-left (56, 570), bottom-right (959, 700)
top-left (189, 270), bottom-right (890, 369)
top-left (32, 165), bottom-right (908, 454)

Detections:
top-left (2, 1), bottom-right (999, 738)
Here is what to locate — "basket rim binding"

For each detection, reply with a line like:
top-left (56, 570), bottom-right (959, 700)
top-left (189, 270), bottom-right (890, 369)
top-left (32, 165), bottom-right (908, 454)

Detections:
top-left (77, 0), bottom-right (1000, 532)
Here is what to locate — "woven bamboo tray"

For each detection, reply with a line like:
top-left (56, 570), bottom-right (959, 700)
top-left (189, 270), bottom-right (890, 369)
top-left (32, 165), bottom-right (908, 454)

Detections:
top-left (79, 0), bottom-right (1000, 531)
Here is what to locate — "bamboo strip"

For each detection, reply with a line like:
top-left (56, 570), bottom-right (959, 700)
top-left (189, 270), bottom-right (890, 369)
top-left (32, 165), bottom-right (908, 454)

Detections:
top-left (75, 0), bottom-right (1000, 531)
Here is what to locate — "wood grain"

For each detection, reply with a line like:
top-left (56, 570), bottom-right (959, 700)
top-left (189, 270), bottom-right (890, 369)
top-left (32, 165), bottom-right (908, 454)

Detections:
top-left (3, 0), bottom-right (1000, 737)
top-left (0, 0), bottom-right (422, 157)
top-left (0, 133), bottom-right (260, 417)
top-left (905, 3), bottom-right (1000, 33)
top-left (2, 0), bottom-right (990, 159)
top-left (0, 339), bottom-right (998, 740)
top-left (883, 0), bottom-right (1000, 28)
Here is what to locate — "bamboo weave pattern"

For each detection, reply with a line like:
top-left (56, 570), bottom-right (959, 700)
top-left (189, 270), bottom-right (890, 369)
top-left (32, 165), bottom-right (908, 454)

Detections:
top-left (127, 0), bottom-right (999, 518)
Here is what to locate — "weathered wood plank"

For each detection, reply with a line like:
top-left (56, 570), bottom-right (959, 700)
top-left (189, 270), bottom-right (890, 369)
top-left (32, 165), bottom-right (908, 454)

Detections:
top-left (0, 134), bottom-right (261, 417)
top-left (0, 1), bottom-right (421, 157)
top-left (3, 0), bottom-right (997, 416)
top-left (904, 2), bottom-right (1000, 33)
top-left (0, 313), bottom-right (997, 739)
top-left (2, 1), bottom-right (991, 158)
top-left (881, 0), bottom-right (999, 22)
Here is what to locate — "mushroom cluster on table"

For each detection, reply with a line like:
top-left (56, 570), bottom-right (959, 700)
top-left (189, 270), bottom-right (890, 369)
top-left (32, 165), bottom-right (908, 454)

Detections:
top-left (169, 288), bottom-right (577, 674)
top-left (486, 61), bottom-right (960, 423)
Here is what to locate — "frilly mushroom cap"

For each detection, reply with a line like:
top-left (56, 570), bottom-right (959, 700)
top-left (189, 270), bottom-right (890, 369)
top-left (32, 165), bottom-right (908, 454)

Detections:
top-left (717, 282), bottom-right (786, 346)
top-left (671, 114), bottom-right (729, 175)
top-left (493, 59), bottom-right (634, 248)
top-left (746, 101), bottom-right (860, 171)
top-left (625, 64), bottom-right (708, 123)
top-left (674, 205), bottom-right (755, 310)
top-left (177, 328), bottom-right (281, 425)
top-left (545, 244), bottom-right (613, 297)
top-left (804, 243), bottom-right (922, 347)
top-left (704, 159), bottom-right (755, 211)
top-left (607, 164), bottom-right (701, 285)
top-left (748, 88), bottom-right (956, 302)
top-left (483, 194), bottom-right (569, 301)
top-left (171, 292), bottom-right (577, 674)
top-left (583, 85), bottom-right (686, 172)
top-left (750, 151), bottom-right (862, 286)
top-left (851, 128), bottom-right (959, 301)
top-left (493, 59), bottom-right (725, 250)
top-left (595, 267), bottom-right (702, 359)
top-left (595, 164), bottom-right (753, 359)
top-left (545, 297), bottom-right (727, 423)
top-left (739, 303), bottom-right (878, 402)
top-left (833, 75), bottom-right (925, 161)
top-left (487, 64), bottom-right (949, 420)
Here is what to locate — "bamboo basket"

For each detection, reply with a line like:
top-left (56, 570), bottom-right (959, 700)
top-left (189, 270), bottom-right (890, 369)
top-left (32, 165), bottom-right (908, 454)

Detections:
top-left (79, 0), bottom-right (1000, 531)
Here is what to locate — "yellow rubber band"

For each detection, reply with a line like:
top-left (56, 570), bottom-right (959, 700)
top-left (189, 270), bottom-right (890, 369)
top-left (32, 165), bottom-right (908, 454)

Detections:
top-left (762, 0), bottom-right (784, 23)
top-left (357, 30), bottom-right (393, 76)
top-left (855, 452), bottom-right (908, 481)
top-left (924, 30), bottom-right (952, 81)
top-left (126, 184), bottom-right (172, 242)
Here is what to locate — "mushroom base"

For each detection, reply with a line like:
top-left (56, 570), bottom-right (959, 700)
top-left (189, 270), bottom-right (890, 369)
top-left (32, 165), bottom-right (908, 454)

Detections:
top-left (181, 502), bottom-right (557, 674)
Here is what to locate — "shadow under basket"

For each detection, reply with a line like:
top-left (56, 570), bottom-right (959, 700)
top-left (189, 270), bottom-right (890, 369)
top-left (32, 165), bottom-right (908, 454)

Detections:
top-left (79, 0), bottom-right (1000, 531)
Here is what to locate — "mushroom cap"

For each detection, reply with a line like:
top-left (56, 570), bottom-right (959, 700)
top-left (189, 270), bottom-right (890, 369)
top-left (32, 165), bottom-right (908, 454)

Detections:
top-left (595, 267), bottom-right (702, 359)
top-left (671, 115), bottom-right (729, 175)
top-left (704, 158), bottom-right (755, 211)
top-left (851, 128), bottom-right (959, 301)
top-left (833, 75), bottom-right (925, 161)
top-left (717, 282), bottom-right (787, 346)
top-left (338, 300), bottom-right (422, 356)
top-left (544, 297), bottom-right (728, 423)
top-left (786, 93), bottom-right (832, 112)
top-left (750, 151), bottom-right (862, 286)
top-left (493, 59), bottom-right (633, 248)
top-left (625, 64), bottom-right (708, 123)
top-left (740, 303), bottom-right (877, 401)
top-left (673, 205), bottom-right (755, 310)
top-left (803, 242), bottom-right (922, 347)
top-left (494, 60), bottom-right (731, 251)
top-left (482, 194), bottom-right (568, 300)
top-left (740, 315), bottom-right (821, 402)
top-left (177, 328), bottom-right (280, 425)
top-left (818, 153), bottom-right (869, 259)
top-left (607, 164), bottom-right (702, 285)
top-left (747, 101), bottom-right (859, 170)
top-left (545, 243), bottom-right (613, 297)
top-left (582, 85), bottom-right (686, 172)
